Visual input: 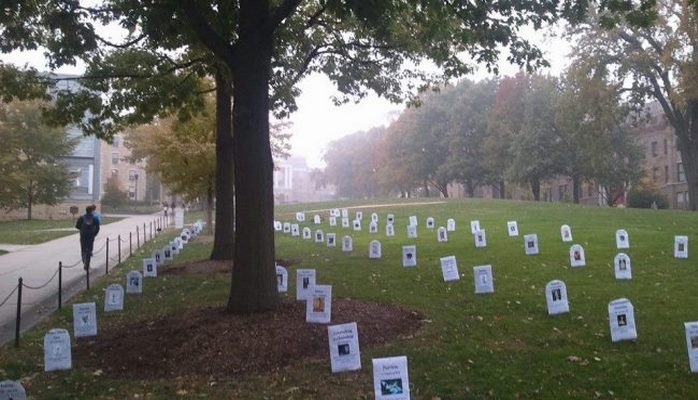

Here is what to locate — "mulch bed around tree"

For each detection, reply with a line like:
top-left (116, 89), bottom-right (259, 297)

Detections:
top-left (74, 261), bottom-right (424, 380)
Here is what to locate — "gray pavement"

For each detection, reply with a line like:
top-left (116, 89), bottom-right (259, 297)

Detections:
top-left (0, 213), bottom-right (169, 344)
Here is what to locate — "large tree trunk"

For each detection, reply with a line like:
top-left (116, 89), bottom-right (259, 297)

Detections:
top-left (465, 178), bottom-right (475, 197)
top-left (676, 105), bottom-right (698, 211)
top-left (572, 176), bottom-right (581, 204)
top-left (226, 12), bottom-right (278, 313)
top-left (204, 182), bottom-right (214, 235)
top-left (27, 182), bottom-right (33, 220)
top-left (531, 177), bottom-right (541, 201)
top-left (210, 72), bottom-right (235, 260)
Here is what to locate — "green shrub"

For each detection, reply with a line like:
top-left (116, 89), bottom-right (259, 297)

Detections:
top-left (627, 188), bottom-right (669, 209)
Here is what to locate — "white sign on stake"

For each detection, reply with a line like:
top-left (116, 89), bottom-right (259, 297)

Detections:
top-left (608, 298), bottom-right (638, 342)
top-left (437, 227), bottom-right (448, 243)
top-left (356, 211), bottom-right (363, 221)
top-left (163, 245), bottom-right (172, 261)
top-left (473, 265), bottom-right (494, 294)
top-left (342, 236), bottom-right (353, 252)
top-left (373, 356), bottom-right (410, 400)
top-left (387, 214), bottom-right (395, 224)
top-left (44, 328), bottom-right (71, 372)
top-left (313, 214), bottom-right (322, 224)
top-left (685, 321), bottom-right (698, 372)
top-left (569, 244), bottom-right (586, 268)
top-left (408, 215), bottom-right (418, 227)
top-left (560, 224), bottom-right (573, 242)
top-left (524, 234), bottom-right (539, 255)
top-left (104, 284), bottom-right (124, 312)
top-left (407, 225), bottom-right (418, 239)
top-left (402, 245), bottom-right (417, 267)
top-left (73, 302), bottom-right (97, 337)
top-left (315, 230), bottom-right (325, 243)
top-left (143, 258), bottom-right (157, 278)
top-left (342, 217), bottom-right (350, 228)
top-left (369, 221), bottom-right (378, 234)
top-left (341, 208), bottom-right (349, 219)
top-left (426, 217), bottom-right (435, 229)
top-left (440, 256), bottom-right (460, 282)
top-left (306, 284), bottom-right (332, 324)
top-left (328, 322), bottom-right (361, 373)
top-left (152, 249), bottom-right (163, 265)
top-left (446, 218), bottom-right (456, 232)
top-left (470, 220), bottom-right (480, 234)
top-left (474, 230), bottom-right (487, 248)
top-left (331, 208), bottom-right (340, 217)
top-left (329, 216), bottom-right (337, 227)
top-left (302, 227), bottom-right (311, 240)
top-left (386, 223), bottom-right (395, 237)
top-left (507, 221), bottom-right (519, 237)
top-left (614, 253), bottom-right (632, 280)
top-left (296, 212), bottom-right (306, 222)
top-left (675, 235), bottom-right (689, 258)
top-left (291, 224), bottom-right (300, 237)
top-left (353, 220), bottom-right (362, 231)
top-left (616, 229), bottom-right (630, 249)
top-left (371, 212), bottom-right (379, 223)
top-left (276, 265), bottom-right (288, 293)
top-left (369, 240), bottom-right (382, 259)
top-left (327, 233), bottom-right (337, 247)
top-left (0, 380), bottom-right (27, 400)
top-left (545, 280), bottom-right (570, 315)
top-left (283, 222), bottom-right (291, 233)
top-left (126, 270), bottom-right (143, 294)
top-left (274, 221), bottom-right (282, 231)
top-left (296, 269), bottom-right (316, 300)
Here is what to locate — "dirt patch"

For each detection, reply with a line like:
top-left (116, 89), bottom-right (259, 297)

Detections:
top-left (74, 298), bottom-right (423, 380)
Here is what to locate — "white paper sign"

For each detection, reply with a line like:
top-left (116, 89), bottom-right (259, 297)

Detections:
top-left (291, 224), bottom-right (300, 237)
top-left (296, 212), bottom-right (306, 222)
top-left (276, 265), bottom-right (288, 293)
top-left (328, 322), bottom-right (361, 373)
top-left (373, 356), bottom-right (410, 400)
top-left (126, 270), bottom-right (143, 294)
top-left (426, 217), bottom-right (435, 229)
top-left (386, 223), bottom-right (395, 237)
top-left (524, 234), bottom-right (539, 255)
top-left (306, 284), bottom-right (332, 324)
top-left (175, 237), bottom-right (183, 250)
top-left (569, 244), bottom-right (586, 267)
top-left (353, 220), bottom-right (362, 231)
top-left (72, 302), bottom-right (97, 338)
top-left (342, 217), bottom-right (350, 228)
top-left (402, 245), bottom-right (417, 267)
top-left (387, 214), bottom-right (395, 224)
top-left (315, 230), bottom-right (324, 243)
top-left (616, 229), bottom-right (630, 249)
top-left (407, 225), bottom-right (418, 239)
top-left (163, 245), bottom-right (172, 261)
top-left (447, 218), bottom-right (456, 232)
top-left (608, 298), bottom-right (638, 342)
top-left (437, 227), bottom-right (448, 242)
top-left (507, 221), bottom-right (519, 237)
top-left (561, 224), bottom-right (573, 242)
top-left (329, 216), bottom-right (337, 227)
top-left (327, 233), bottom-right (336, 247)
top-left (675, 235), bottom-right (688, 258)
top-left (44, 328), bottom-right (71, 372)
top-left (614, 253), bottom-right (632, 280)
top-left (170, 241), bottom-right (179, 255)
top-left (274, 221), bottom-right (282, 231)
top-left (545, 280), bottom-right (570, 315)
top-left (152, 249), bottom-right (163, 265)
top-left (104, 284), bottom-right (124, 312)
top-left (296, 269), bottom-right (316, 300)
top-left (356, 211), bottom-right (363, 221)
top-left (369, 221), bottom-right (378, 233)
top-left (473, 265), bottom-right (494, 294)
top-left (331, 208), bottom-right (340, 217)
top-left (342, 236), bottom-right (353, 252)
top-left (684, 321), bottom-right (698, 372)
top-left (474, 230), bottom-right (487, 248)
top-left (371, 213), bottom-right (379, 223)
top-left (313, 214), bottom-right (322, 224)
top-left (302, 227), bottom-right (312, 240)
top-left (369, 240), bottom-right (382, 259)
top-left (341, 208), bottom-right (349, 218)
top-left (470, 220), bottom-right (480, 234)
top-left (283, 222), bottom-right (291, 233)
top-left (0, 380), bottom-right (26, 400)
top-left (143, 257), bottom-right (157, 278)
top-left (440, 256), bottom-right (460, 282)
top-left (408, 215), bottom-right (418, 227)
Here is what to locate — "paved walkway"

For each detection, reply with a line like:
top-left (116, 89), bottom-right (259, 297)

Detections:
top-left (0, 213), bottom-right (169, 344)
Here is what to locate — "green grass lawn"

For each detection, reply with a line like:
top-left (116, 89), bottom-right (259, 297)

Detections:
top-left (0, 217), bottom-right (123, 245)
top-left (2, 198), bottom-right (698, 399)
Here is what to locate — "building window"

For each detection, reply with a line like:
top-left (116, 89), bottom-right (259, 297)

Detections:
top-left (678, 162), bottom-right (685, 182)
top-left (128, 169), bottom-right (138, 182)
top-left (652, 167), bottom-right (659, 182)
top-left (651, 141), bottom-right (658, 157)
top-left (665, 165), bottom-right (669, 183)
top-left (664, 139), bottom-right (668, 155)
top-left (128, 189), bottom-right (136, 200)
top-left (112, 136), bottom-right (120, 148)
top-left (112, 152), bottom-right (120, 165)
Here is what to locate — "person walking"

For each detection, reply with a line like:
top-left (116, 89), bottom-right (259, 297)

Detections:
top-left (75, 205), bottom-right (100, 270)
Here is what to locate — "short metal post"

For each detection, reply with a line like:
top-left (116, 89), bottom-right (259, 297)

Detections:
top-left (137, 226), bottom-right (140, 247)
top-left (86, 265), bottom-right (90, 290)
top-left (118, 234), bottom-right (122, 265)
top-left (150, 221), bottom-right (153, 240)
top-left (143, 223), bottom-right (146, 241)
top-left (58, 262), bottom-right (63, 309)
top-left (129, 232), bottom-right (133, 256)
top-left (105, 238), bottom-right (109, 276)
top-left (15, 278), bottom-right (22, 347)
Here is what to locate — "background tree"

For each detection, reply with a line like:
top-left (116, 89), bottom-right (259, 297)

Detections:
top-left (323, 128), bottom-right (384, 198)
top-left (101, 176), bottom-right (130, 208)
top-left (0, 100), bottom-right (75, 219)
